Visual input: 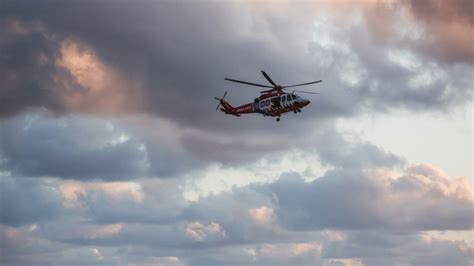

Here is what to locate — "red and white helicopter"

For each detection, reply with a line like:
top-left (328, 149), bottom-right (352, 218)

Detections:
top-left (215, 71), bottom-right (322, 121)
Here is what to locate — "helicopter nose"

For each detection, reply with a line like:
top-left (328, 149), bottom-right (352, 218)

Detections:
top-left (303, 99), bottom-right (310, 106)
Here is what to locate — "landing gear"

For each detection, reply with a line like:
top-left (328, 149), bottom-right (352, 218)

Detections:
top-left (276, 117), bottom-right (280, 122)
top-left (297, 109), bottom-right (301, 113)
top-left (293, 110), bottom-right (297, 114)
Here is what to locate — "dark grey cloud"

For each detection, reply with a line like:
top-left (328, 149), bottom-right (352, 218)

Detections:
top-left (312, 128), bottom-right (404, 169)
top-left (0, 134), bottom-right (399, 242)
top-left (323, 230), bottom-right (472, 266)
top-left (0, 0), bottom-right (471, 126)
top-left (3, 221), bottom-right (470, 266)
top-left (0, 111), bottom-right (271, 179)
top-left (0, 111), bottom-right (148, 180)
top-left (405, 0), bottom-right (474, 25)
top-left (0, 18), bottom-right (66, 116)
top-left (268, 170), bottom-right (386, 230)
top-left (376, 0), bottom-right (474, 64)
top-left (179, 164), bottom-right (472, 234)
top-left (268, 168), bottom-right (473, 231)
top-left (0, 108), bottom-right (401, 179)
top-left (145, 139), bottom-right (201, 178)
top-left (0, 223), bottom-right (118, 266)
top-left (180, 131), bottom-right (290, 164)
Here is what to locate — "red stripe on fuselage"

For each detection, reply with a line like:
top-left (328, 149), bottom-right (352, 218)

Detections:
top-left (234, 103), bottom-right (254, 114)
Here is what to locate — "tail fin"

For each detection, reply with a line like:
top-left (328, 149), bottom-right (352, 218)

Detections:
top-left (214, 92), bottom-right (240, 116)
top-left (214, 91), bottom-right (228, 110)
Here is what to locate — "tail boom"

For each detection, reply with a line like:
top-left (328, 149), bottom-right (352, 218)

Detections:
top-left (219, 101), bottom-right (254, 117)
top-left (214, 92), bottom-right (254, 117)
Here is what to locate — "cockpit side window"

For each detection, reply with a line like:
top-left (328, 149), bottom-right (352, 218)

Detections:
top-left (287, 94), bottom-right (291, 101)
top-left (291, 94), bottom-right (297, 100)
top-left (282, 95), bottom-right (286, 102)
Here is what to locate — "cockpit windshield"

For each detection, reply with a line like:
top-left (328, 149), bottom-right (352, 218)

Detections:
top-left (291, 94), bottom-right (299, 100)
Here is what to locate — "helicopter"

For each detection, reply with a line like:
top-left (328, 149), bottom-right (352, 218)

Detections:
top-left (215, 71), bottom-right (322, 121)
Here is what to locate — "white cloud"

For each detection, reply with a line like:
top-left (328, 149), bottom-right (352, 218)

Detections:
top-left (90, 247), bottom-right (103, 260)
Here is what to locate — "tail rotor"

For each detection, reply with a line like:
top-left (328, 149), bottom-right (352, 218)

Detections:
top-left (214, 91), bottom-right (228, 110)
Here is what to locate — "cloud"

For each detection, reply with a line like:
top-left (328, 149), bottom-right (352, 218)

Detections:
top-left (54, 39), bottom-right (144, 114)
top-left (87, 224), bottom-right (124, 239)
top-left (1, 162), bottom-right (472, 265)
top-left (2, 223), bottom-right (470, 266)
top-left (180, 131), bottom-right (289, 164)
top-left (356, 0), bottom-right (474, 64)
top-left (321, 230), bottom-right (473, 266)
top-left (1, 0), bottom-right (472, 123)
top-left (0, 223), bottom-right (131, 265)
top-left (313, 129), bottom-right (404, 169)
top-left (248, 206), bottom-right (275, 227)
top-left (403, 0), bottom-right (474, 63)
top-left (0, 18), bottom-right (65, 116)
top-left (269, 164), bottom-right (473, 231)
top-left (185, 221), bottom-right (226, 242)
top-left (59, 181), bottom-right (144, 209)
top-left (65, 179), bottom-right (185, 225)
top-left (0, 111), bottom-right (148, 180)
top-left (0, 108), bottom-right (402, 180)
top-left (90, 247), bottom-right (103, 260)
top-left (0, 176), bottom-right (63, 226)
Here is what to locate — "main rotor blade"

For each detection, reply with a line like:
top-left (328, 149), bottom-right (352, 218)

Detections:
top-left (283, 80), bottom-right (322, 88)
top-left (287, 89), bottom-right (320, 95)
top-left (225, 78), bottom-right (273, 88)
top-left (261, 71), bottom-right (277, 87)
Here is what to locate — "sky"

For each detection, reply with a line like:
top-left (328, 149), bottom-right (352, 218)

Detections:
top-left (0, 0), bottom-right (473, 265)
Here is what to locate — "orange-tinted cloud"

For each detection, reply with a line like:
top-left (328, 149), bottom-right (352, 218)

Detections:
top-left (55, 39), bottom-right (144, 114)
top-left (59, 180), bottom-right (144, 208)
top-left (404, 0), bottom-right (474, 63)
top-left (363, 0), bottom-right (474, 63)
top-left (248, 205), bottom-right (274, 227)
